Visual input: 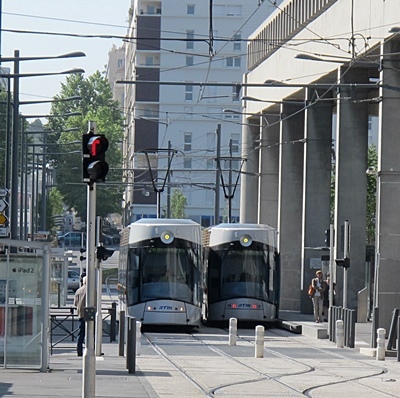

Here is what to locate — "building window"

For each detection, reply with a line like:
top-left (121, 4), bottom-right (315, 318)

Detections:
top-left (213, 5), bottom-right (224, 16)
top-left (186, 30), bottom-right (194, 50)
top-left (185, 84), bottom-right (193, 101)
top-left (184, 157), bottom-right (192, 169)
top-left (226, 56), bottom-right (241, 67)
top-left (231, 133), bottom-right (240, 153)
top-left (207, 132), bottom-right (215, 152)
top-left (226, 5), bottom-right (242, 16)
top-left (224, 111), bottom-right (240, 120)
top-left (207, 158), bottom-right (214, 170)
top-left (184, 106), bottom-right (193, 119)
top-left (206, 84), bottom-right (217, 102)
top-left (184, 132), bottom-right (192, 152)
top-left (187, 4), bottom-right (195, 14)
top-left (186, 56), bottom-right (194, 66)
top-left (233, 33), bottom-right (241, 51)
top-left (117, 59), bottom-right (124, 68)
top-left (145, 56), bottom-right (154, 66)
top-left (232, 85), bottom-right (240, 101)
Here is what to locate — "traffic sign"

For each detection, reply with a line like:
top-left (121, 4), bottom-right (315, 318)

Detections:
top-left (0, 198), bottom-right (8, 213)
top-left (0, 227), bottom-right (8, 237)
top-left (0, 214), bottom-right (7, 225)
top-left (0, 188), bottom-right (9, 197)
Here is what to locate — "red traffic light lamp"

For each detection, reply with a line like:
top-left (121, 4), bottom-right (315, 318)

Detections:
top-left (82, 132), bottom-right (109, 183)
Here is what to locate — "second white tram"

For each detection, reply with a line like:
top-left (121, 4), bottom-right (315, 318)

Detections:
top-left (203, 223), bottom-right (280, 324)
top-left (118, 218), bottom-right (203, 327)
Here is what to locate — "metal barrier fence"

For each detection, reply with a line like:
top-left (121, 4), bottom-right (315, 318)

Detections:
top-left (50, 303), bottom-right (117, 354)
top-left (328, 306), bottom-right (356, 348)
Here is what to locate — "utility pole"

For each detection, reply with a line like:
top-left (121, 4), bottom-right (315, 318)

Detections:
top-left (167, 141), bottom-right (171, 218)
top-left (228, 139), bottom-right (233, 223)
top-left (214, 124), bottom-right (221, 224)
top-left (343, 220), bottom-right (350, 308)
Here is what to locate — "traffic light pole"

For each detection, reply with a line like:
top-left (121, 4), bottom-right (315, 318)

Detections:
top-left (83, 122), bottom-right (97, 398)
top-left (95, 216), bottom-right (103, 357)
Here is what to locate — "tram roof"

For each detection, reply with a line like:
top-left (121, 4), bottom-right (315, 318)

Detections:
top-left (205, 223), bottom-right (277, 247)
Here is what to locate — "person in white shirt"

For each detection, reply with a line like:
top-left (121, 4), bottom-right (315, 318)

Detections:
top-left (311, 270), bottom-right (325, 323)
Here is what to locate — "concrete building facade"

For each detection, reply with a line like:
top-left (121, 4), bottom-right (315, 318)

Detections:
top-left (121, 0), bottom-right (282, 226)
top-left (241, 0), bottom-right (400, 331)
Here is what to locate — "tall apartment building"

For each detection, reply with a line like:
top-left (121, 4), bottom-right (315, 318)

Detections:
top-left (121, 0), bottom-right (281, 226)
top-left (106, 44), bottom-right (126, 110)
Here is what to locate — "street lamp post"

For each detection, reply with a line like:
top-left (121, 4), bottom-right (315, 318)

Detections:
top-left (1, 49), bottom-right (85, 239)
top-left (20, 115), bottom-right (81, 239)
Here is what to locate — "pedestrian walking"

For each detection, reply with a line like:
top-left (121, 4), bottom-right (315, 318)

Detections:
top-left (74, 276), bottom-right (87, 356)
top-left (310, 270), bottom-right (325, 323)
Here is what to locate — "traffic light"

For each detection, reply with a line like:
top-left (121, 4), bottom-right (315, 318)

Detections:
top-left (324, 229), bottom-right (330, 247)
top-left (335, 257), bottom-right (350, 269)
top-left (82, 132), bottom-right (109, 183)
top-left (79, 247), bottom-right (86, 262)
top-left (96, 246), bottom-right (114, 261)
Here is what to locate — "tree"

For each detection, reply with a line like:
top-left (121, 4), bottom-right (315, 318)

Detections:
top-left (46, 71), bottom-right (124, 221)
top-left (170, 189), bottom-right (187, 219)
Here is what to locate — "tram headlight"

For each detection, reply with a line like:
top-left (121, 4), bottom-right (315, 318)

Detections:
top-left (161, 230), bottom-right (174, 244)
top-left (240, 234), bottom-right (252, 247)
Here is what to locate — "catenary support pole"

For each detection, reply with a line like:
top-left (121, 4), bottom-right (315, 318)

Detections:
top-left (343, 220), bottom-right (349, 308)
top-left (214, 124), bottom-right (221, 224)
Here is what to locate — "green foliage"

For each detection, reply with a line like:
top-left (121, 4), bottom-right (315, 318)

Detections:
top-left (170, 189), bottom-right (187, 219)
top-left (46, 71), bottom-right (124, 221)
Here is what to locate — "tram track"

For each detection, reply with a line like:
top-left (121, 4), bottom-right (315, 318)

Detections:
top-left (141, 326), bottom-right (398, 397)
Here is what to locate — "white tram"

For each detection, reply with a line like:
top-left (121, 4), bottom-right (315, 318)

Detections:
top-left (118, 218), bottom-right (203, 327)
top-left (203, 223), bottom-right (280, 324)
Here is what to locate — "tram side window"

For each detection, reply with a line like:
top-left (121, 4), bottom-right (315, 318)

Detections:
top-left (127, 250), bottom-right (139, 305)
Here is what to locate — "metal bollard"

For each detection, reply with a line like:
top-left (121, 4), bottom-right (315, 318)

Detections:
top-left (229, 318), bottom-right (237, 346)
top-left (336, 320), bottom-right (344, 348)
top-left (136, 321), bottom-right (142, 356)
top-left (255, 325), bottom-right (264, 358)
top-left (109, 302), bottom-right (117, 342)
top-left (119, 310), bottom-right (125, 357)
top-left (126, 317), bottom-right (137, 373)
top-left (376, 328), bottom-right (386, 361)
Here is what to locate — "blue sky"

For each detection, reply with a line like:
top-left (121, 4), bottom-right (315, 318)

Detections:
top-left (1, 0), bottom-right (129, 116)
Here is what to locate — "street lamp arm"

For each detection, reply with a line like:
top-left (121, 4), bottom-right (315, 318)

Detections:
top-left (0, 68), bottom-right (84, 79)
top-left (0, 51), bottom-right (86, 63)
top-left (20, 95), bottom-right (82, 106)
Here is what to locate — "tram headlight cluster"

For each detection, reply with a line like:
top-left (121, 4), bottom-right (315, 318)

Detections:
top-left (161, 230), bottom-right (175, 244)
top-left (239, 234), bottom-right (252, 247)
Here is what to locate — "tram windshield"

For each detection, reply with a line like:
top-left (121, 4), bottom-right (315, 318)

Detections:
top-left (208, 243), bottom-right (275, 304)
top-left (126, 244), bottom-right (201, 306)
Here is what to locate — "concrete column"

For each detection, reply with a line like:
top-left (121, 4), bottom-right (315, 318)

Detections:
top-left (278, 101), bottom-right (305, 311)
top-left (258, 113), bottom-right (280, 228)
top-left (376, 39), bottom-right (400, 332)
top-left (301, 90), bottom-right (333, 313)
top-left (334, 67), bottom-right (369, 310)
top-left (240, 117), bottom-right (260, 223)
